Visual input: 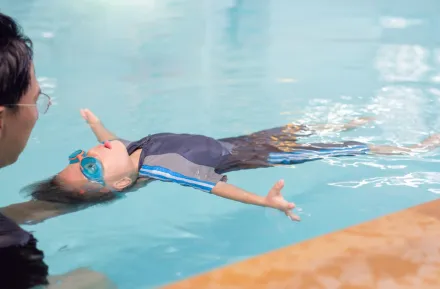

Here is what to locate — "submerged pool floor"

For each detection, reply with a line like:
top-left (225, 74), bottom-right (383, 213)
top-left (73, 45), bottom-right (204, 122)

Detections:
top-left (1, 0), bottom-right (440, 288)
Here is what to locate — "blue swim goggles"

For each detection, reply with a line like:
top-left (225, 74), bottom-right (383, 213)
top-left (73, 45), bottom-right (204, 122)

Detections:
top-left (68, 149), bottom-right (105, 186)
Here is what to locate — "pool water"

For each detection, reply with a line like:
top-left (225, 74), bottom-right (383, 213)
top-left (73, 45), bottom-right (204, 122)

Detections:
top-left (1, 0), bottom-right (440, 288)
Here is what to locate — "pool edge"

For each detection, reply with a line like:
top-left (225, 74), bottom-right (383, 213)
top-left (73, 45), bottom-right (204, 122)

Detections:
top-left (161, 199), bottom-right (440, 288)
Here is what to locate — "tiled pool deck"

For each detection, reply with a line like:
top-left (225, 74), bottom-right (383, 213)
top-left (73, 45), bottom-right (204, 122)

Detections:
top-left (162, 199), bottom-right (440, 289)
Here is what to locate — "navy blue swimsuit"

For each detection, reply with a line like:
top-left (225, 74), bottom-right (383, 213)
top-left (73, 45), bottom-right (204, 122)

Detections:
top-left (118, 126), bottom-right (369, 193)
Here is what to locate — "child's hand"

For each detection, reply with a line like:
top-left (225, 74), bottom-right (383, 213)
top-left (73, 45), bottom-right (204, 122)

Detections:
top-left (79, 108), bottom-right (116, 142)
top-left (265, 179), bottom-right (300, 221)
top-left (80, 108), bottom-right (100, 125)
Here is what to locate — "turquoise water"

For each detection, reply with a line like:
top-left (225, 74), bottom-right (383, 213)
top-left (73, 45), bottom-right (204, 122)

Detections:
top-left (1, 0), bottom-right (440, 288)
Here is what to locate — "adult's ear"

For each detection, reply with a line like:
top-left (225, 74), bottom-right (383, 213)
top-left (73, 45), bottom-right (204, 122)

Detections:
top-left (0, 106), bottom-right (5, 138)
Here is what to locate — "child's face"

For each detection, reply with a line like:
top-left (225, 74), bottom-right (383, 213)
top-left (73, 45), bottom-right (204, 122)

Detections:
top-left (57, 140), bottom-right (138, 193)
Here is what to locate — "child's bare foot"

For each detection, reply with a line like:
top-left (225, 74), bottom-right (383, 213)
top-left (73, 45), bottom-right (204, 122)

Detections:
top-left (418, 133), bottom-right (440, 150)
top-left (345, 116), bottom-right (376, 129)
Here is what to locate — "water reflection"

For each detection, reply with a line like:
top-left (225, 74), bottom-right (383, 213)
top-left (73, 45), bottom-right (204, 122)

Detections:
top-left (329, 172), bottom-right (440, 193)
top-left (188, 0), bottom-right (270, 132)
top-left (370, 14), bottom-right (440, 145)
top-left (212, 0), bottom-right (270, 125)
top-left (375, 45), bottom-right (429, 82)
top-left (433, 49), bottom-right (440, 83)
top-left (380, 17), bottom-right (423, 29)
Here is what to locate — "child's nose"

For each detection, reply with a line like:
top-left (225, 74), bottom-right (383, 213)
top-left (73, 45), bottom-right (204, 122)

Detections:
top-left (103, 141), bottom-right (112, 149)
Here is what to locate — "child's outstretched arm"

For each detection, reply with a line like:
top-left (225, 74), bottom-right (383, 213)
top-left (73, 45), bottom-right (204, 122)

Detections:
top-left (80, 109), bottom-right (117, 142)
top-left (211, 180), bottom-right (300, 221)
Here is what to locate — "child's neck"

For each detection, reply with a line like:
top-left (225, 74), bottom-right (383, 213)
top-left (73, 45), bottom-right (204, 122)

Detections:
top-left (129, 148), bottom-right (143, 170)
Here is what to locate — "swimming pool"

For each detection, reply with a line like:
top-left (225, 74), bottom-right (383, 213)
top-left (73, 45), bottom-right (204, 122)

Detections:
top-left (1, 0), bottom-right (440, 288)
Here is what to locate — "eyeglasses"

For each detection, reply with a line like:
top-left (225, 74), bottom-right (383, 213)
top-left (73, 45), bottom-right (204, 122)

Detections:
top-left (3, 92), bottom-right (52, 115)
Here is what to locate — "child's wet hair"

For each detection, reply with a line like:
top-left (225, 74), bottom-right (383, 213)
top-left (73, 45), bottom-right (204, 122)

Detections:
top-left (21, 176), bottom-right (119, 205)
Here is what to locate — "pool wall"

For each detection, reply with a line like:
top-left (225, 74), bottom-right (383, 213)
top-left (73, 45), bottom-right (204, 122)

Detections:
top-left (161, 199), bottom-right (440, 288)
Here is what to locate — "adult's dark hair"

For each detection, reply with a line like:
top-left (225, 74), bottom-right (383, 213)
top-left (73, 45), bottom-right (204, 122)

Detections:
top-left (0, 12), bottom-right (34, 109)
top-left (21, 176), bottom-right (120, 205)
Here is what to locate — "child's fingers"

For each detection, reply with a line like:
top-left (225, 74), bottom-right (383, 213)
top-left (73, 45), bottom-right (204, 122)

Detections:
top-left (80, 109), bottom-right (87, 120)
top-left (84, 109), bottom-right (98, 121)
top-left (286, 211), bottom-right (300, 221)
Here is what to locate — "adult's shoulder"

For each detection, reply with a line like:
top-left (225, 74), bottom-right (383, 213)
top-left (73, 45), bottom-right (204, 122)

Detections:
top-left (0, 212), bottom-right (31, 248)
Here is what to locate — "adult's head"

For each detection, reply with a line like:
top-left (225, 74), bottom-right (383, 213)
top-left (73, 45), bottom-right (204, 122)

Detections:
top-left (0, 13), bottom-right (51, 168)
